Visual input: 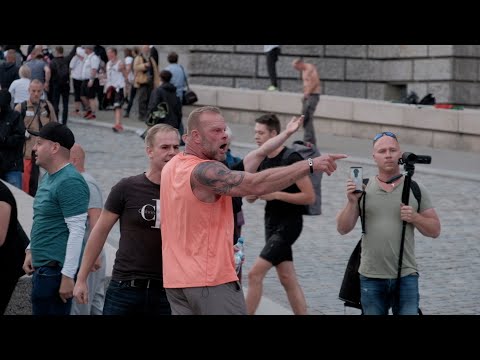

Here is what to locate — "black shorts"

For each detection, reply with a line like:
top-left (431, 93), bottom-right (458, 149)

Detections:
top-left (80, 79), bottom-right (99, 99)
top-left (260, 216), bottom-right (303, 266)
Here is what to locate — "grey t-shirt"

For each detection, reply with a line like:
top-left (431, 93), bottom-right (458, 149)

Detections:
top-left (359, 179), bottom-right (433, 279)
top-left (81, 172), bottom-right (103, 250)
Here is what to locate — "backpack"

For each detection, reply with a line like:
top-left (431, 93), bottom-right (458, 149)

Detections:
top-left (338, 178), bottom-right (421, 311)
top-left (282, 140), bottom-right (322, 215)
top-left (419, 93), bottom-right (436, 106)
top-left (55, 58), bottom-right (70, 86)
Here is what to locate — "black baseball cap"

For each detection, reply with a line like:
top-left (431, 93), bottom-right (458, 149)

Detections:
top-left (27, 122), bottom-right (75, 150)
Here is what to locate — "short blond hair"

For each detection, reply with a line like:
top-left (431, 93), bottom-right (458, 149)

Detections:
top-left (186, 106), bottom-right (222, 135)
top-left (19, 65), bottom-right (31, 79)
top-left (145, 124), bottom-right (180, 147)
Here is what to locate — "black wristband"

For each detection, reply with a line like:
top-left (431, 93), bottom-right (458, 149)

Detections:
top-left (307, 158), bottom-right (314, 174)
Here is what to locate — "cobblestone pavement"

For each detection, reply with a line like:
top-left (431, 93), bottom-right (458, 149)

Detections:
top-left (68, 119), bottom-right (480, 315)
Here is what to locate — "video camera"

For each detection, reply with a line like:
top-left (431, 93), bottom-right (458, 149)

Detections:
top-left (398, 152), bottom-right (432, 166)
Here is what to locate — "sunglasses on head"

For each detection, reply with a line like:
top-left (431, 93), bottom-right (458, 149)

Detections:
top-left (373, 131), bottom-right (397, 143)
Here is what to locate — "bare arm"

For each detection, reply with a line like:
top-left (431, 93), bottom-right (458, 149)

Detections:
top-left (260, 175), bottom-right (315, 205)
top-left (401, 206), bottom-right (441, 238)
top-left (0, 201), bottom-right (12, 247)
top-left (243, 115), bottom-right (304, 172)
top-left (336, 180), bottom-right (362, 235)
top-left (76, 209), bottom-right (118, 283)
top-left (192, 153), bottom-right (347, 198)
top-left (87, 207), bottom-right (103, 271)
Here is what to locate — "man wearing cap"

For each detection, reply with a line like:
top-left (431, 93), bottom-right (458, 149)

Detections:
top-left (22, 122), bottom-right (89, 315)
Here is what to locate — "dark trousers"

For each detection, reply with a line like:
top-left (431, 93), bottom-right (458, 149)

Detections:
top-left (301, 94), bottom-right (320, 145)
top-left (52, 84), bottom-right (70, 124)
top-left (266, 47), bottom-right (280, 88)
top-left (125, 86), bottom-right (137, 115)
top-left (97, 85), bottom-right (105, 110)
top-left (32, 265), bottom-right (72, 315)
top-left (137, 84), bottom-right (152, 122)
top-left (103, 279), bottom-right (171, 316)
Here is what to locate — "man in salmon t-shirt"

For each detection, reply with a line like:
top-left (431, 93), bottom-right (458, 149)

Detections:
top-left (160, 106), bottom-right (347, 315)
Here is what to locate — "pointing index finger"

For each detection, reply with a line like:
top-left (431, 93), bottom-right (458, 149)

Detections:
top-left (328, 153), bottom-right (348, 160)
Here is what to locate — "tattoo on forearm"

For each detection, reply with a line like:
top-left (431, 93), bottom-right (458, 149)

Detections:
top-left (194, 161), bottom-right (244, 194)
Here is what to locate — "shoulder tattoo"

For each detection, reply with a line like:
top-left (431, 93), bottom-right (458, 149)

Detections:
top-left (193, 161), bottom-right (244, 195)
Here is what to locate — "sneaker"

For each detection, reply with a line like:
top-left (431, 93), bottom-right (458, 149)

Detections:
top-left (112, 124), bottom-right (124, 133)
top-left (83, 110), bottom-right (92, 119)
top-left (85, 113), bottom-right (96, 120)
top-left (267, 85), bottom-right (278, 91)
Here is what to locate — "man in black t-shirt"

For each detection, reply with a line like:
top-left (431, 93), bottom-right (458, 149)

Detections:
top-left (245, 113), bottom-right (315, 315)
top-left (73, 124), bottom-right (180, 315)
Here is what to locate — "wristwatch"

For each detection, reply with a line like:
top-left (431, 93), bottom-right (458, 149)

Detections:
top-left (307, 158), bottom-right (314, 174)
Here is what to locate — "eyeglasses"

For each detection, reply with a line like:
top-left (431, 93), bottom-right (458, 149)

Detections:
top-left (373, 131), bottom-right (397, 143)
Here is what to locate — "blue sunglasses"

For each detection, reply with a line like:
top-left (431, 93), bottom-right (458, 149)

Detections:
top-left (373, 131), bottom-right (397, 143)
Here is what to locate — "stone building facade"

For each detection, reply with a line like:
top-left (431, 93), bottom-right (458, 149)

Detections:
top-left (36, 45), bottom-right (480, 107)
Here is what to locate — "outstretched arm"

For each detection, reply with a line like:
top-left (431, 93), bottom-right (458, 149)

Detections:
top-left (192, 153), bottom-right (347, 198)
top-left (243, 115), bottom-right (304, 172)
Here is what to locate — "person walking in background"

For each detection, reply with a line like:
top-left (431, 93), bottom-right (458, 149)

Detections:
top-left (147, 70), bottom-right (181, 130)
top-left (123, 47), bottom-right (140, 119)
top-left (0, 89), bottom-right (25, 189)
top-left (80, 45), bottom-right (100, 120)
top-left (104, 47), bottom-right (127, 133)
top-left (15, 79), bottom-right (57, 196)
top-left (8, 65), bottom-right (31, 108)
top-left (22, 122), bottom-right (89, 315)
top-left (25, 46), bottom-right (51, 101)
top-left (245, 113), bottom-right (314, 315)
top-left (73, 124), bottom-right (179, 315)
top-left (264, 45), bottom-right (280, 91)
top-left (0, 49), bottom-right (20, 91)
top-left (336, 131), bottom-right (441, 315)
top-left (165, 51), bottom-right (187, 142)
top-left (69, 46), bottom-right (86, 117)
top-left (94, 45), bottom-right (108, 111)
top-left (49, 46), bottom-right (73, 125)
top-left (133, 45), bottom-right (160, 123)
top-left (69, 143), bottom-right (106, 315)
top-left (122, 47), bottom-right (135, 118)
top-left (292, 58), bottom-right (320, 146)
top-left (160, 106), bottom-right (346, 315)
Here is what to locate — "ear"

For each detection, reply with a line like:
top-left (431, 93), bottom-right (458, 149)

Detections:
top-left (191, 129), bottom-right (201, 143)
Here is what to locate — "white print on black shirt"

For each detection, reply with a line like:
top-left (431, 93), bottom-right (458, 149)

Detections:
top-left (139, 199), bottom-right (160, 229)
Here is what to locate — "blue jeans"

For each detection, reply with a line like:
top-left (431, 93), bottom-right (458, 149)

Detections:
top-left (3, 171), bottom-right (22, 190)
top-left (31, 265), bottom-right (72, 315)
top-left (103, 280), bottom-right (171, 315)
top-left (360, 273), bottom-right (419, 315)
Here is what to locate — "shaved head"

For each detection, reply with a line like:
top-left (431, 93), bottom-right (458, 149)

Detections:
top-left (69, 143), bottom-right (85, 172)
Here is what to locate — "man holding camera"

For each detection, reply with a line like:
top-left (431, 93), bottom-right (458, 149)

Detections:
top-left (336, 131), bottom-right (441, 315)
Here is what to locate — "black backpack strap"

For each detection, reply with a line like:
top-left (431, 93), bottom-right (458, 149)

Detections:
top-left (359, 178), bottom-right (421, 232)
top-left (20, 100), bottom-right (27, 119)
top-left (410, 180), bottom-right (421, 212)
top-left (358, 178), bottom-right (369, 234)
